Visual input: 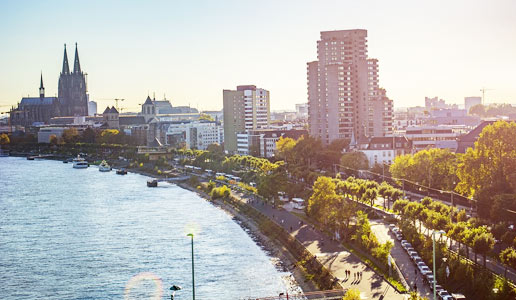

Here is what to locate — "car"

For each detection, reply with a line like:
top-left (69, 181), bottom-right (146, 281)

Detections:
top-left (419, 265), bottom-right (431, 275)
top-left (405, 246), bottom-right (415, 253)
top-left (441, 296), bottom-right (453, 300)
top-left (388, 224), bottom-right (396, 231)
top-left (425, 273), bottom-right (435, 285)
top-left (401, 239), bottom-right (408, 245)
top-left (433, 284), bottom-right (445, 293)
top-left (395, 233), bottom-right (403, 241)
top-left (408, 250), bottom-right (418, 258)
top-left (438, 290), bottom-right (452, 300)
top-left (403, 243), bottom-right (413, 250)
top-left (413, 256), bottom-right (423, 264)
top-left (416, 261), bottom-right (426, 268)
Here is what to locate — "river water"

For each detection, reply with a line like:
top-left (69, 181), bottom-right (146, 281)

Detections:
top-left (0, 157), bottom-right (297, 299)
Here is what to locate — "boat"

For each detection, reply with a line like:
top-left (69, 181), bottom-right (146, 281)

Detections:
top-left (98, 160), bottom-right (112, 172)
top-left (72, 155), bottom-right (89, 169)
top-left (27, 156), bottom-right (34, 160)
top-left (116, 168), bottom-right (128, 175)
top-left (147, 179), bottom-right (158, 187)
top-left (63, 158), bottom-right (73, 164)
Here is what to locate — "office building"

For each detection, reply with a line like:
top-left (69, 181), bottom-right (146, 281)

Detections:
top-left (464, 96), bottom-right (482, 113)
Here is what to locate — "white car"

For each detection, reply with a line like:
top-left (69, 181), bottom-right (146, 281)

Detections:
top-left (419, 265), bottom-right (431, 275)
top-left (403, 243), bottom-right (413, 250)
top-left (438, 290), bottom-right (452, 300)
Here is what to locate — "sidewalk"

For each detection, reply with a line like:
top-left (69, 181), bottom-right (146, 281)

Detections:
top-left (239, 195), bottom-right (405, 300)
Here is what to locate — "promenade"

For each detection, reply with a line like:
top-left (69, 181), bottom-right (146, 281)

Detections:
top-left (236, 194), bottom-right (406, 300)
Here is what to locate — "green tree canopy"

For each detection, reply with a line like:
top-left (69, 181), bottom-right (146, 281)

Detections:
top-left (0, 133), bottom-right (10, 145)
top-left (456, 121), bottom-right (516, 218)
top-left (340, 151), bottom-right (369, 170)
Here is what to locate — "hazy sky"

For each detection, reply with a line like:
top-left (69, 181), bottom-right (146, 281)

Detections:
top-left (1, 0), bottom-right (515, 114)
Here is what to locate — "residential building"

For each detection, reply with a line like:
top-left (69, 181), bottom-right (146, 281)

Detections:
top-left (165, 120), bottom-right (223, 150)
top-left (456, 120), bottom-right (496, 153)
top-left (404, 125), bottom-right (464, 150)
top-left (295, 103), bottom-right (308, 119)
top-left (425, 108), bottom-right (480, 127)
top-left (223, 85), bottom-right (270, 153)
top-left (236, 129), bottom-right (307, 157)
top-left (464, 96), bottom-right (482, 113)
top-left (307, 29), bottom-right (393, 145)
top-left (360, 136), bottom-right (412, 166)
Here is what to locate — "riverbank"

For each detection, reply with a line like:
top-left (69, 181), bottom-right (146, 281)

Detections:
top-left (176, 181), bottom-right (316, 294)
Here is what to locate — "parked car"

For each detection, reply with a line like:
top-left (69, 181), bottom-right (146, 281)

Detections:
top-left (419, 265), bottom-right (432, 275)
top-left (416, 261), bottom-right (426, 269)
top-left (401, 240), bottom-right (408, 246)
top-left (408, 250), bottom-right (418, 258)
top-left (438, 290), bottom-right (452, 300)
top-left (413, 256), bottom-right (423, 264)
top-left (405, 246), bottom-right (415, 253)
top-left (395, 232), bottom-right (403, 240)
top-left (403, 243), bottom-right (413, 251)
top-left (451, 293), bottom-right (466, 300)
top-left (425, 273), bottom-right (435, 285)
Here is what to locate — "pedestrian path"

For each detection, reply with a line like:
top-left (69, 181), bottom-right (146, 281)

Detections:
top-left (243, 197), bottom-right (405, 300)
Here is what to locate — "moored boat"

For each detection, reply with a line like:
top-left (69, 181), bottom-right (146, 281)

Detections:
top-left (72, 155), bottom-right (88, 169)
top-left (98, 160), bottom-right (112, 172)
top-left (147, 179), bottom-right (158, 187)
top-left (116, 168), bottom-right (128, 175)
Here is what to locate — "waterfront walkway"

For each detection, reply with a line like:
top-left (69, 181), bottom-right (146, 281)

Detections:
top-left (235, 194), bottom-right (405, 300)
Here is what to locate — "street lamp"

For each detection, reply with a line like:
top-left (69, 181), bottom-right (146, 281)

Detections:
top-left (433, 230), bottom-right (446, 300)
top-left (187, 233), bottom-right (195, 300)
top-left (170, 285), bottom-right (182, 300)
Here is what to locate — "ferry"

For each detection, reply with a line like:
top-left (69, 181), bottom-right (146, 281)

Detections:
top-left (98, 160), bottom-right (112, 172)
top-left (72, 155), bottom-right (89, 169)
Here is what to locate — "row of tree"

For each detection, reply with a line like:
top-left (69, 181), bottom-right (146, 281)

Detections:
top-left (389, 121), bottom-right (516, 222)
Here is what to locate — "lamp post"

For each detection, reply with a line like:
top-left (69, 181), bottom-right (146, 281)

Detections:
top-left (170, 285), bottom-right (182, 300)
top-left (433, 230), bottom-right (446, 300)
top-left (187, 233), bottom-right (195, 300)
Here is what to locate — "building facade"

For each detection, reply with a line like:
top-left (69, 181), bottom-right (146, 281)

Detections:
top-left (307, 30), bottom-right (393, 145)
top-left (464, 96), bottom-right (482, 113)
top-left (223, 85), bottom-right (270, 153)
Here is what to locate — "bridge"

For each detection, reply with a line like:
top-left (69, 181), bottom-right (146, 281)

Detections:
top-left (244, 289), bottom-right (347, 300)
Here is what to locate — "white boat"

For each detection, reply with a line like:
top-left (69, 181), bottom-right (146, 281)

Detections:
top-left (98, 160), bottom-right (112, 172)
top-left (72, 155), bottom-right (89, 169)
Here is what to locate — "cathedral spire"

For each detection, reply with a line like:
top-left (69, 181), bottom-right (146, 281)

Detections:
top-left (39, 72), bottom-right (45, 98)
top-left (73, 42), bottom-right (81, 73)
top-left (62, 44), bottom-right (70, 75)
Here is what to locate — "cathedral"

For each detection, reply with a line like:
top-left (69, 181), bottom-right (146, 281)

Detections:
top-left (10, 43), bottom-right (89, 127)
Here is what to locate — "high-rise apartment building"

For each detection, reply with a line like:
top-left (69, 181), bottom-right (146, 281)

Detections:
top-left (307, 29), bottom-right (393, 145)
top-left (223, 85), bottom-right (270, 153)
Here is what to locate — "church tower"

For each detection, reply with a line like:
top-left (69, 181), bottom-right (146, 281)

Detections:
top-left (39, 72), bottom-right (45, 99)
top-left (58, 43), bottom-right (88, 116)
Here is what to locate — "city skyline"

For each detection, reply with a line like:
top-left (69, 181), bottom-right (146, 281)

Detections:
top-left (1, 0), bottom-right (516, 114)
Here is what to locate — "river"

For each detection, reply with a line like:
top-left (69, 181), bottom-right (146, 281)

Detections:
top-left (0, 157), bottom-right (297, 299)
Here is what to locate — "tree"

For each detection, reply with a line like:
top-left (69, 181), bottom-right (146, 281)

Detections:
top-left (0, 133), bottom-right (10, 145)
top-left (307, 176), bottom-right (340, 225)
top-left (342, 288), bottom-right (361, 300)
top-left (340, 151), bottom-right (369, 170)
top-left (456, 121), bottom-right (516, 219)
top-left (198, 113), bottom-right (214, 121)
top-left (390, 148), bottom-right (458, 190)
top-left (500, 247), bottom-right (516, 278)
top-left (362, 187), bottom-right (378, 207)
top-left (275, 136), bottom-right (296, 162)
top-left (472, 232), bottom-right (495, 267)
top-left (99, 129), bottom-right (120, 144)
top-left (469, 104), bottom-right (486, 117)
top-left (49, 135), bottom-right (58, 145)
top-left (81, 127), bottom-right (96, 143)
top-left (61, 128), bottom-right (79, 144)
top-left (448, 222), bottom-right (467, 253)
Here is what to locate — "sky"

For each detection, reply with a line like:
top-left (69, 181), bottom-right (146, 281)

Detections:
top-left (1, 0), bottom-right (515, 114)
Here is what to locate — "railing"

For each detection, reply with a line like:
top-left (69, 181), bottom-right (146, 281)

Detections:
top-left (245, 289), bottom-right (346, 300)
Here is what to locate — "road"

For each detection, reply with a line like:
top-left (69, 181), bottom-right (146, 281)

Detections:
top-left (370, 196), bottom-right (516, 284)
top-left (370, 220), bottom-right (432, 298)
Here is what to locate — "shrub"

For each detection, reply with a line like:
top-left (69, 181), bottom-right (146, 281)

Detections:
top-left (210, 185), bottom-right (231, 200)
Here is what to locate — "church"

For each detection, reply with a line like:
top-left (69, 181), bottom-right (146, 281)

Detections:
top-left (10, 43), bottom-right (89, 127)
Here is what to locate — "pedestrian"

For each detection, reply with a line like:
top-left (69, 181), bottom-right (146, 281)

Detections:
top-left (281, 219), bottom-right (284, 224)
top-left (353, 272), bottom-right (356, 280)
top-left (414, 268), bottom-right (417, 276)
top-left (290, 226), bottom-right (292, 232)
top-left (360, 271), bottom-right (363, 279)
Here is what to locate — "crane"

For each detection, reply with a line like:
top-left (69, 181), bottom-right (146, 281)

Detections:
top-left (480, 87), bottom-right (493, 105)
top-left (96, 98), bottom-right (125, 111)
